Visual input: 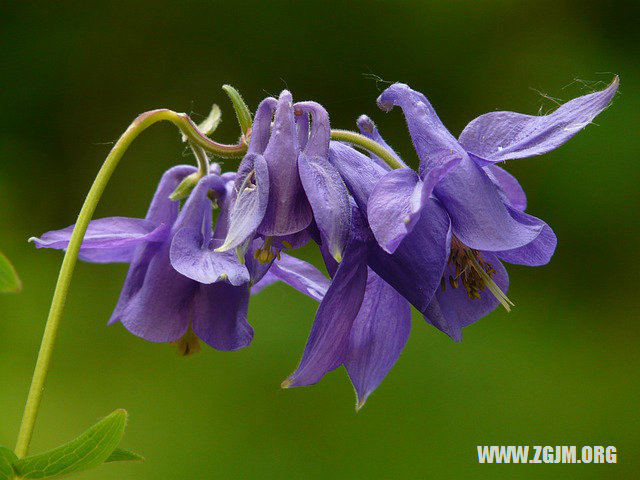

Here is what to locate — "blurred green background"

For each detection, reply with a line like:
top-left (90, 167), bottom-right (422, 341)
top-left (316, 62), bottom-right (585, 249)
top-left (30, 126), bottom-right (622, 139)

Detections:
top-left (1, 1), bottom-right (638, 478)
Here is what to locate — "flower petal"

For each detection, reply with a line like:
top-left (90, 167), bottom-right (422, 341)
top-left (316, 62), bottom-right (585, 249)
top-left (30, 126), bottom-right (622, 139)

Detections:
top-left (250, 270), bottom-right (279, 295)
top-left (258, 90), bottom-right (313, 236)
top-left (216, 153), bottom-right (270, 252)
top-left (170, 229), bottom-right (250, 286)
top-left (377, 83), bottom-right (466, 175)
top-left (344, 269), bottom-right (412, 409)
top-left (295, 109), bottom-right (310, 151)
top-left (496, 207), bottom-right (557, 266)
top-left (434, 155), bottom-right (542, 251)
top-left (367, 153), bottom-right (460, 255)
top-left (298, 156), bottom-right (350, 262)
top-left (145, 165), bottom-right (198, 224)
top-left (247, 97), bottom-right (277, 155)
top-left (367, 168), bottom-right (423, 253)
top-left (368, 198), bottom-right (451, 312)
top-left (266, 253), bottom-right (329, 301)
top-left (424, 252), bottom-right (509, 342)
top-left (30, 217), bottom-right (169, 263)
top-left (328, 141), bottom-right (389, 210)
top-left (116, 241), bottom-right (196, 341)
top-left (283, 225), bottom-right (369, 387)
top-left (484, 165), bottom-right (527, 211)
top-left (296, 101), bottom-right (350, 262)
top-left (356, 115), bottom-right (406, 169)
top-left (458, 76), bottom-right (619, 162)
top-left (192, 282), bottom-right (253, 351)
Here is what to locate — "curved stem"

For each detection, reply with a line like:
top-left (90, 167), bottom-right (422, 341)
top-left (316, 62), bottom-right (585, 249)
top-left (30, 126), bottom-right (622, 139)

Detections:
top-left (330, 129), bottom-right (404, 170)
top-left (14, 108), bottom-right (233, 458)
top-left (140, 109), bottom-right (248, 158)
top-left (191, 143), bottom-right (210, 178)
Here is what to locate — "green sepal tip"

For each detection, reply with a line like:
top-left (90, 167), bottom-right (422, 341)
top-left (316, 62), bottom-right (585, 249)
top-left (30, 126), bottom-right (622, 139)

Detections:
top-left (222, 85), bottom-right (252, 136)
top-left (169, 172), bottom-right (200, 201)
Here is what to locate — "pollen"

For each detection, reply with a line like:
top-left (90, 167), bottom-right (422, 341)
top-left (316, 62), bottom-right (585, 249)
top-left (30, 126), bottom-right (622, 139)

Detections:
top-left (442, 236), bottom-right (514, 311)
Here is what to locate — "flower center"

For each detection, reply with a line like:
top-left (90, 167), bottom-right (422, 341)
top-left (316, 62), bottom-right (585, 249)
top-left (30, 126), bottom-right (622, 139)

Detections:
top-left (442, 236), bottom-right (514, 311)
top-left (254, 236), bottom-right (281, 264)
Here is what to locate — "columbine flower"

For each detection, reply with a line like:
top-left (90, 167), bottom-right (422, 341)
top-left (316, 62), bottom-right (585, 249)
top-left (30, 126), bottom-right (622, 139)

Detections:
top-left (217, 91), bottom-right (351, 263)
top-left (360, 77), bottom-right (618, 340)
top-left (32, 166), bottom-right (327, 353)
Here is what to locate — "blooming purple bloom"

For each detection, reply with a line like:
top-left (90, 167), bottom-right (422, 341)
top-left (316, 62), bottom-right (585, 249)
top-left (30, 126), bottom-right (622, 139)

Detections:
top-left (360, 77), bottom-right (618, 340)
top-left (32, 165), bottom-right (327, 353)
top-left (217, 90), bottom-right (351, 263)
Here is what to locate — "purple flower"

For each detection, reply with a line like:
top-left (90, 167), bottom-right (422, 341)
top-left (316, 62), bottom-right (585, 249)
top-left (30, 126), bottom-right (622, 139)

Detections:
top-left (362, 77), bottom-right (618, 340)
top-left (217, 91), bottom-right (351, 263)
top-left (32, 166), bottom-right (327, 353)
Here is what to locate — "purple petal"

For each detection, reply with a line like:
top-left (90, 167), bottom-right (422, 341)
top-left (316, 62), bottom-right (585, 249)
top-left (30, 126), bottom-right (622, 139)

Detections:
top-left (116, 241), bottom-right (196, 341)
top-left (283, 229), bottom-right (369, 387)
top-left (296, 101), bottom-right (350, 262)
top-left (485, 165), bottom-right (527, 211)
top-left (356, 115), bottom-right (406, 169)
top-left (247, 97), bottom-right (277, 155)
top-left (344, 269), bottom-right (412, 409)
top-left (367, 168), bottom-right (423, 254)
top-left (30, 217), bottom-right (168, 263)
top-left (377, 83), bottom-right (466, 175)
top-left (212, 175), bottom-right (237, 240)
top-left (367, 154), bottom-right (459, 255)
top-left (328, 141), bottom-right (389, 210)
top-left (216, 153), bottom-right (269, 252)
top-left (434, 155), bottom-right (542, 251)
top-left (258, 90), bottom-right (313, 236)
top-left (171, 229), bottom-right (250, 286)
top-left (250, 270), bottom-right (279, 295)
top-left (267, 253), bottom-right (329, 301)
top-left (458, 77), bottom-right (619, 162)
top-left (192, 282), bottom-right (253, 351)
top-left (298, 154), bottom-right (350, 262)
top-left (295, 109), bottom-right (310, 151)
top-left (424, 252), bottom-right (509, 342)
top-left (145, 165), bottom-right (198, 224)
top-left (496, 207), bottom-right (556, 266)
top-left (368, 198), bottom-right (451, 312)
top-left (270, 229), bottom-right (311, 250)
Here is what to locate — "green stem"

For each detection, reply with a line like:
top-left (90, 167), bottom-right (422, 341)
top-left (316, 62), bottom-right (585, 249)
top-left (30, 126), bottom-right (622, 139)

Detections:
top-left (329, 129), bottom-right (404, 170)
top-left (14, 108), bottom-right (242, 458)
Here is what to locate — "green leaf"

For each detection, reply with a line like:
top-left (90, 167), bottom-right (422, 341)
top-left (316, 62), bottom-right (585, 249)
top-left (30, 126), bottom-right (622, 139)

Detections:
top-left (104, 448), bottom-right (144, 463)
top-left (0, 251), bottom-right (21, 293)
top-left (0, 446), bottom-right (17, 480)
top-left (12, 409), bottom-right (128, 479)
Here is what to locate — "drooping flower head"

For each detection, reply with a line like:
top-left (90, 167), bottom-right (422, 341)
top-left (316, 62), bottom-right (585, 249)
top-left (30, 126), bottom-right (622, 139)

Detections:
top-left (361, 77), bottom-right (618, 340)
top-left (32, 164), bottom-right (328, 353)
